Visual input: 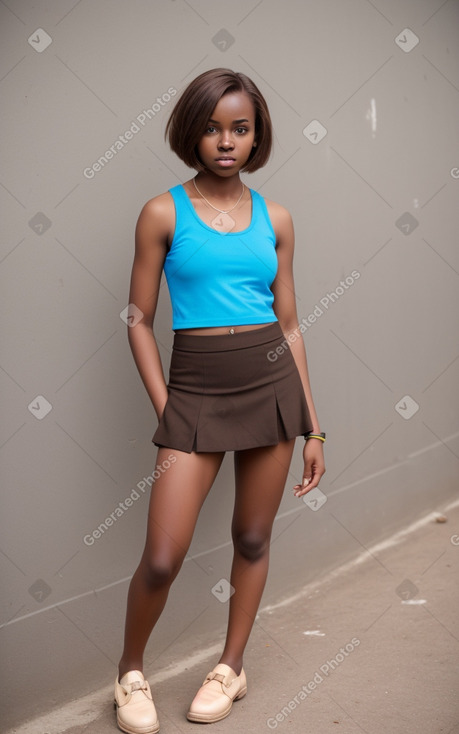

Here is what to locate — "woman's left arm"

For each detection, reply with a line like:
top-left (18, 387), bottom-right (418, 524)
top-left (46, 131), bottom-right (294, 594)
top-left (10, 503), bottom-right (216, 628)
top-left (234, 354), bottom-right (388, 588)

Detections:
top-left (267, 200), bottom-right (325, 498)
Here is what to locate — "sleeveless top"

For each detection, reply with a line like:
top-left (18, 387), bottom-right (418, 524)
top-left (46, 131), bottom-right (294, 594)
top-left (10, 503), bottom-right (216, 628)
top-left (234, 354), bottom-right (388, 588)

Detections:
top-left (163, 184), bottom-right (278, 329)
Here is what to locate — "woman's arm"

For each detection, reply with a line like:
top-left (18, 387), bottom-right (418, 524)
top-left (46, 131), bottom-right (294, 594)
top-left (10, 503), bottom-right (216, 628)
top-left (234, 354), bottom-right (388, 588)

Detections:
top-left (127, 194), bottom-right (173, 419)
top-left (267, 200), bottom-right (325, 496)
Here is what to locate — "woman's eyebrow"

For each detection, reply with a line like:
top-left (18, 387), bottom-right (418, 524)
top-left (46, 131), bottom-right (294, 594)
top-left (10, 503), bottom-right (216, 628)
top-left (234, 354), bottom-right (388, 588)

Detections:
top-left (208, 118), bottom-right (250, 124)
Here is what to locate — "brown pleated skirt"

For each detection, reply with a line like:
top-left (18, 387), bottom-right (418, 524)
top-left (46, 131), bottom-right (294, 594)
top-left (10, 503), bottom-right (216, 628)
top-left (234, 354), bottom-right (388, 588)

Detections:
top-left (152, 321), bottom-right (313, 453)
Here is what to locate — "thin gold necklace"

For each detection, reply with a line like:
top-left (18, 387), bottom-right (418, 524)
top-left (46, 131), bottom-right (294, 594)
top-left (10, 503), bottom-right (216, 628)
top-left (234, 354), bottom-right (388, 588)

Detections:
top-left (193, 177), bottom-right (245, 214)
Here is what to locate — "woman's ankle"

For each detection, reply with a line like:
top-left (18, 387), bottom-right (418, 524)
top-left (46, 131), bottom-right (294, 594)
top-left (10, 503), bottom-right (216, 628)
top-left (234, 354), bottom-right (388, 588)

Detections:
top-left (217, 655), bottom-right (243, 676)
top-left (118, 659), bottom-right (144, 682)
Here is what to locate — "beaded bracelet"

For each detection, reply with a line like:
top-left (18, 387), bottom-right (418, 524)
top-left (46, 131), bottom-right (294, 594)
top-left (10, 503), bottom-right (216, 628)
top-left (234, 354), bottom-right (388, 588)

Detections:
top-left (304, 431), bottom-right (326, 442)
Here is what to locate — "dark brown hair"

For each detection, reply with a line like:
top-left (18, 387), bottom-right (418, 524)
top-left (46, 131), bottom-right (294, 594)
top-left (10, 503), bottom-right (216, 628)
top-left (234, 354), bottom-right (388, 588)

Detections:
top-left (165, 68), bottom-right (273, 173)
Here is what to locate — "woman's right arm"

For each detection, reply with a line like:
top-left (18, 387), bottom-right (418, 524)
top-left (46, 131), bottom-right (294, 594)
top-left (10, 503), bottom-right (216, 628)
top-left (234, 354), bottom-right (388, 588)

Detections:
top-left (127, 194), bottom-right (172, 420)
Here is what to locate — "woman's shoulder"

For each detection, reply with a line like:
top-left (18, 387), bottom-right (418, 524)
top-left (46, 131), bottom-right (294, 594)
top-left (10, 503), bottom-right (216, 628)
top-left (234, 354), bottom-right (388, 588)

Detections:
top-left (135, 190), bottom-right (178, 248)
top-left (139, 189), bottom-right (175, 217)
top-left (137, 189), bottom-right (176, 230)
top-left (258, 195), bottom-right (293, 236)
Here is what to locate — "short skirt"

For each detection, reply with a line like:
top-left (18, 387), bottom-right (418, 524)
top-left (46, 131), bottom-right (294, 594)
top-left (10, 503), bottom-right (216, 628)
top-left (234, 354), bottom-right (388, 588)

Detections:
top-left (152, 321), bottom-right (313, 453)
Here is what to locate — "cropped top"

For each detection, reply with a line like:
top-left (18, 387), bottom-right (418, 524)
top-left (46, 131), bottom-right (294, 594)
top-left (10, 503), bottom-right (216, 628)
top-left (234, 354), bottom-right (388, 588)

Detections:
top-left (163, 184), bottom-right (278, 329)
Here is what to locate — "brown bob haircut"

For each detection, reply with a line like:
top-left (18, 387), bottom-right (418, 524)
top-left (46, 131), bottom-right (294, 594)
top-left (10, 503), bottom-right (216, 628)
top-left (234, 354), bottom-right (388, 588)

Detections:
top-left (165, 68), bottom-right (273, 173)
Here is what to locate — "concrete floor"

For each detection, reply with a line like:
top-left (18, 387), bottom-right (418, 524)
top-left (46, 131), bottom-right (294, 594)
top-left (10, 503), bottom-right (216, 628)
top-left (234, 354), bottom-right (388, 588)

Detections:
top-left (9, 501), bottom-right (459, 734)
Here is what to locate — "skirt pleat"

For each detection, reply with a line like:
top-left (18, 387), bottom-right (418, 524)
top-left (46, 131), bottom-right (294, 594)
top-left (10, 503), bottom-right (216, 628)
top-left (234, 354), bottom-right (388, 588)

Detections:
top-left (152, 321), bottom-right (313, 453)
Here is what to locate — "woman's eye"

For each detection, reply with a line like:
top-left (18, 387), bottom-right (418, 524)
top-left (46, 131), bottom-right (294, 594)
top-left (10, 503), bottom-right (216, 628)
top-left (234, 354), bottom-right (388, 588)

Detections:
top-left (205, 126), bottom-right (249, 135)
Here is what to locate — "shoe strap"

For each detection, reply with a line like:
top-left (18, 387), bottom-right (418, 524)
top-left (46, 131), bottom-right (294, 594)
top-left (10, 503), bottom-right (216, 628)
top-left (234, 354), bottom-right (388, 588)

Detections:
top-left (129, 680), bottom-right (149, 693)
top-left (118, 679), bottom-right (150, 705)
top-left (205, 671), bottom-right (234, 688)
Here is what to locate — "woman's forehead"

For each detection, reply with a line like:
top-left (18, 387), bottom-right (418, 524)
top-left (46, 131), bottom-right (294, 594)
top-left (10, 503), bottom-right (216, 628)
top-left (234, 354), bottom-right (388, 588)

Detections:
top-left (209, 91), bottom-right (255, 121)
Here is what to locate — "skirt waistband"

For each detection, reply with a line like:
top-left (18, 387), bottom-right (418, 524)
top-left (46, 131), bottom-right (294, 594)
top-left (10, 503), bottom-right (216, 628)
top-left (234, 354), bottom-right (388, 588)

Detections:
top-left (172, 321), bottom-right (283, 353)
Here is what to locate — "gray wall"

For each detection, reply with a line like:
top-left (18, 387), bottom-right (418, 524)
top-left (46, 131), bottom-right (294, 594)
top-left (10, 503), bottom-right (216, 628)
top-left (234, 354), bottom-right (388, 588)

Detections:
top-left (1, 0), bottom-right (458, 728)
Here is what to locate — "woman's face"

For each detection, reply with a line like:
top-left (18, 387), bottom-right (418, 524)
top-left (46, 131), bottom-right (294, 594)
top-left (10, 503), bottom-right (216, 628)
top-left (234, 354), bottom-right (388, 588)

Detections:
top-left (196, 91), bottom-right (256, 176)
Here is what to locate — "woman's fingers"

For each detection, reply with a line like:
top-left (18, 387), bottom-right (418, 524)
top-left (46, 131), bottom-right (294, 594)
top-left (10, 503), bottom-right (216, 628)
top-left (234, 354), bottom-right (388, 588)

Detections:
top-left (293, 442), bottom-right (325, 497)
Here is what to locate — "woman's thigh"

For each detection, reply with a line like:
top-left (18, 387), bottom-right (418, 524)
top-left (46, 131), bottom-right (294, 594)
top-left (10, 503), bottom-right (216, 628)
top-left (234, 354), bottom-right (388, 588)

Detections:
top-left (143, 447), bottom-right (225, 565)
top-left (232, 440), bottom-right (296, 538)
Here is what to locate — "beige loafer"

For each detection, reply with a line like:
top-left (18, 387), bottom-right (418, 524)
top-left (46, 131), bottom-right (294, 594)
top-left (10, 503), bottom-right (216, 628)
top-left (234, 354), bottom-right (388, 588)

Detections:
top-left (187, 663), bottom-right (247, 723)
top-left (114, 670), bottom-right (159, 734)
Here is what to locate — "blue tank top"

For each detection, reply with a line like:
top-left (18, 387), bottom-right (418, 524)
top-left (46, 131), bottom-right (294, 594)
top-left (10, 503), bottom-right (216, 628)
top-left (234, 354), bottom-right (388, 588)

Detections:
top-left (163, 184), bottom-right (278, 329)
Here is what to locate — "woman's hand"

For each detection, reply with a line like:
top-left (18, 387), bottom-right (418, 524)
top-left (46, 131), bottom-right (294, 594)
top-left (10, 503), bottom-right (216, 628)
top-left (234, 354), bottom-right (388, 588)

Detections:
top-left (293, 439), bottom-right (326, 498)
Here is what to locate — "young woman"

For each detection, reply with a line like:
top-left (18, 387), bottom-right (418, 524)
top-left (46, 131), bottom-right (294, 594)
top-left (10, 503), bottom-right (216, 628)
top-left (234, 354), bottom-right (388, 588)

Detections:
top-left (114, 68), bottom-right (325, 733)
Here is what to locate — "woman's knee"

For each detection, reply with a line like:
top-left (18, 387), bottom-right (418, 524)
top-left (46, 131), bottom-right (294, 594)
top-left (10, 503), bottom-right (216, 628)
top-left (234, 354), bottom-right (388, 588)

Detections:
top-left (232, 528), bottom-right (270, 562)
top-left (140, 550), bottom-right (184, 589)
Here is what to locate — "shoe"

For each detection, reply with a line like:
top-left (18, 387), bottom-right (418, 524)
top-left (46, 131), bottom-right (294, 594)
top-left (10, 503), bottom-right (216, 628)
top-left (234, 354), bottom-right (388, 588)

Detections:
top-left (186, 663), bottom-right (247, 723)
top-left (114, 670), bottom-right (159, 734)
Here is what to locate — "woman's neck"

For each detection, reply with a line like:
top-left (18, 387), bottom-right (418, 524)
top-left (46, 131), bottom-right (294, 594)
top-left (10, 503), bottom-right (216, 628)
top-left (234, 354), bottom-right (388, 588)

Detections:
top-left (194, 172), bottom-right (244, 200)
